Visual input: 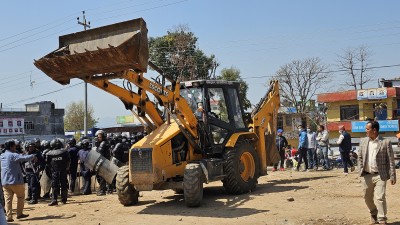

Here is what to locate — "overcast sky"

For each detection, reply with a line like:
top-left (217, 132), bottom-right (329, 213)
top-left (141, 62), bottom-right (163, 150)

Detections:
top-left (1, 0), bottom-right (400, 127)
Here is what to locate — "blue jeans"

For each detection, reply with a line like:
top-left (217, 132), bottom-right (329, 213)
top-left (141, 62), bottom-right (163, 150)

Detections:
top-left (320, 145), bottom-right (330, 169)
top-left (307, 148), bottom-right (317, 169)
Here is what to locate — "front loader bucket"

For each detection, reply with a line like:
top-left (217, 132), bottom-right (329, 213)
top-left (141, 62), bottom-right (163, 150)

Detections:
top-left (34, 18), bottom-right (148, 85)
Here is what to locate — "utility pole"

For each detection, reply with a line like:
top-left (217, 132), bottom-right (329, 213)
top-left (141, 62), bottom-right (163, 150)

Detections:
top-left (77, 11), bottom-right (90, 136)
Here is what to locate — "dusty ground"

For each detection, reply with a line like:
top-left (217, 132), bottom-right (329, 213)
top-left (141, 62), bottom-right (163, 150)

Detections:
top-left (9, 168), bottom-right (400, 225)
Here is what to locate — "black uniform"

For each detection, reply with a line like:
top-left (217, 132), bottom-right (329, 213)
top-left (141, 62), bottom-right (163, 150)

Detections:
top-left (95, 140), bottom-right (111, 195)
top-left (67, 145), bottom-right (79, 192)
top-left (25, 149), bottom-right (45, 204)
top-left (46, 148), bottom-right (70, 204)
top-left (78, 144), bottom-right (92, 195)
top-left (112, 142), bottom-right (130, 166)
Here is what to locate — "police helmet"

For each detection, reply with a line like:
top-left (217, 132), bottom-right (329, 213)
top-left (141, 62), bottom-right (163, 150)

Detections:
top-left (95, 130), bottom-right (106, 138)
top-left (41, 140), bottom-right (50, 149)
top-left (67, 138), bottom-right (76, 146)
top-left (50, 138), bottom-right (63, 149)
top-left (28, 139), bottom-right (36, 147)
top-left (81, 139), bottom-right (90, 149)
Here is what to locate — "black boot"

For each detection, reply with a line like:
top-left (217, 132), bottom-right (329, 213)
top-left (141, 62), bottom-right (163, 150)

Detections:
top-left (48, 200), bottom-right (58, 206)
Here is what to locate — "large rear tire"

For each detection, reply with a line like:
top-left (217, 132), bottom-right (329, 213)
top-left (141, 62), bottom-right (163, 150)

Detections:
top-left (183, 163), bottom-right (203, 207)
top-left (222, 140), bottom-right (260, 194)
top-left (116, 165), bottom-right (139, 206)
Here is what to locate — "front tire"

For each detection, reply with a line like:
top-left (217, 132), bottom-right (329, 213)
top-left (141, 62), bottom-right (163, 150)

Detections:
top-left (183, 163), bottom-right (203, 207)
top-left (116, 165), bottom-right (139, 206)
top-left (222, 140), bottom-right (260, 194)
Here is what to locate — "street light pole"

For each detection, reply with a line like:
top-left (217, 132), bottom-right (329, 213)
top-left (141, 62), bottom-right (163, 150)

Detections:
top-left (77, 11), bottom-right (91, 136)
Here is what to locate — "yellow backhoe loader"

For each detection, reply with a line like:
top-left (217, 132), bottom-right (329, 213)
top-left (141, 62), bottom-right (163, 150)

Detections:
top-left (34, 18), bottom-right (280, 207)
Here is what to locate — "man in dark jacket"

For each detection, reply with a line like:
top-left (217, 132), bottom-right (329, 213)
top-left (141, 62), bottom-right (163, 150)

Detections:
top-left (336, 125), bottom-right (355, 174)
top-left (67, 138), bottom-right (79, 193)
top-left (273, 129), bottom-right (288, 171)
top-left (46, 139), bottom-right (70, 206)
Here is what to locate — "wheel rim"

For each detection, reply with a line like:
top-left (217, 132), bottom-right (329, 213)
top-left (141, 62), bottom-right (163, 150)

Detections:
top-left (239, 151), bottom-right (255, 182)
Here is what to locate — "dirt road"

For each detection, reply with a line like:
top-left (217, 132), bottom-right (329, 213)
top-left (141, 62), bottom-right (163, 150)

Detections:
top-left (11, 168), bottom-right (400, 225)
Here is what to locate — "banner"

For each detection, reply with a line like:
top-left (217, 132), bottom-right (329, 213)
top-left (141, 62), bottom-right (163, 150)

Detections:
top-left (0, 118), bottom-right (24, 136)
top-left (116, 115), bottom-right (135, 124)
top-left (357, 88), bottom-right (387, 100)
top-left (351, 120), bottom-right (399, 132)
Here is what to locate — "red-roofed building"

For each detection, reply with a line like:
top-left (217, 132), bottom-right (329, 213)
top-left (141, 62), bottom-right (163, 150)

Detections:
top-left (317, 82), bottom-right (400, 140)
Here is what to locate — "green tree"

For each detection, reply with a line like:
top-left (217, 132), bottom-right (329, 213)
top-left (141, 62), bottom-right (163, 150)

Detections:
top-left (149, 25), bottom-right (218, 81)
top-left (217, 66), bottom-right (252, 110)
top-left (64, 101), bottom-right (97, 131)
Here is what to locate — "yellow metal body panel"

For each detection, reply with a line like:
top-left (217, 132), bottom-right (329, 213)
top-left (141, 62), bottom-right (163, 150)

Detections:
top-left (129, 121), bottom-right (202, 188)
top-left (225, 132), bottom-right (258, 147)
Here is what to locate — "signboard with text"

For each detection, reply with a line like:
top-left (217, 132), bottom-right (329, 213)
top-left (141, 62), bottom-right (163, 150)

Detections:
top-left (116, 115), bottom-right (135, 124)
top-left (351, 120), bottom-right (398, 132)
top-left (0, 118), bottom-right (25, 136)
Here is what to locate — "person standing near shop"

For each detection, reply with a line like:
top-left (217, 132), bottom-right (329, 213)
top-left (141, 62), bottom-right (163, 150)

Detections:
top-left (316, 125), bottom-right (330, 170)
top-left (273, 129), bottom-right (288, 171)
top-left (296, 125), bottom-right (309, 172)
top-left (337, 125), bottom-right (355, 174)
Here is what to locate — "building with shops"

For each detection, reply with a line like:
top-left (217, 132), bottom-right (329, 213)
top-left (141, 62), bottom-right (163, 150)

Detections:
top-left (317, 80), bottom-right (399, 143)
top-left (0, 101), bottom-right (65, 142)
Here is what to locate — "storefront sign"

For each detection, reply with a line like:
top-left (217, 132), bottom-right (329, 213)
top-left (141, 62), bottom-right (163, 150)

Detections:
top-left (352, 120), bottom-right (399, 132)
top-left (0, 118), bottom-right (24, 135)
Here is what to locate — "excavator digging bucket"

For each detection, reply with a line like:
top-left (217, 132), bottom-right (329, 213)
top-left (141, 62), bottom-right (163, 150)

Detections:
top-left (34, 18), bottom-right (149, 85)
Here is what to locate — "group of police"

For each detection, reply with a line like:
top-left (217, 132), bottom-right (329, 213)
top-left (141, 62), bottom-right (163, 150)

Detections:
top-left (0, 129), bottom-right (144, 207)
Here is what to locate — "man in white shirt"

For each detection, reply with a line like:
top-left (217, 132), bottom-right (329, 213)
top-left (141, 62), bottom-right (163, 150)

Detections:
top-left (358, 121), bottom-right (396, 225)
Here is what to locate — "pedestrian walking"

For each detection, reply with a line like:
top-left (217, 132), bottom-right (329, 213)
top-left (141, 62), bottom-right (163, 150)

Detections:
top-left (295, 125), bottom-right (308, 172)
top-left (358, 121), bottom-right (396, 224)
top-left (316, 125), bottom-right (330, 170)
top-left (336, 125), bottom-right (355, 174)
top-left (1, 139), bottom-right (36, 222)
top-left (273, 129), bottom-right (288, 171)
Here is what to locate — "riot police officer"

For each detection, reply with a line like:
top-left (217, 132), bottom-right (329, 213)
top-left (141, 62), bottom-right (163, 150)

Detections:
top-left (112, 134), bottom-right (130, 166)
top-left (46, 139), bottom-right (70, 206)
top-left (78, 139), bottom-right (92, 195)
top-left (25, 140), bottom-right (45, 204)
top-left (67, 138), bottom-right (79, 193)
top-left (41, 140), bottom-right (52, 199)
top-left (94, 130), bottom-right (111, 196)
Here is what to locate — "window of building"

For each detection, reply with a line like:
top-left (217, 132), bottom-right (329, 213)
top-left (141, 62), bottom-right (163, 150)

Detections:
top-left (285, 114), bottom-right (292, 126)
top-left (24, 121), bottom-right (34, 130)
top-left (277, 115), bottom-right (283, 130)
top-left (340, 105), bottom-right (359, 120)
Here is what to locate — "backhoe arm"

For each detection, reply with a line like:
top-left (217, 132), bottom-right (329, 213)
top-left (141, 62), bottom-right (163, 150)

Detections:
top-left (250, 80), bottom-right (280, 175)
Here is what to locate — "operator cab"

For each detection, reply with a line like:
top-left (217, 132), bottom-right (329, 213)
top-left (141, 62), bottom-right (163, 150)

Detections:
top-left (180, 80), bottom-right (247, 155)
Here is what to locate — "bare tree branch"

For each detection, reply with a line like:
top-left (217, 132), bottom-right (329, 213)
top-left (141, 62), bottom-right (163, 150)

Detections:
top-left (273, 57), bottom-right (329, 116)
top-left (337, 46), bottom-right (373, 90)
